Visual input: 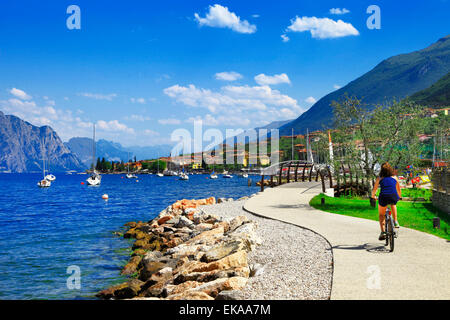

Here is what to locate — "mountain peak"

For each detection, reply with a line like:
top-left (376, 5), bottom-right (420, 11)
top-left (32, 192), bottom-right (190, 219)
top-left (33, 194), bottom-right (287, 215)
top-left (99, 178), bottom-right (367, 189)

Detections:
top-left (0, 113), bottom-right (85, 172)
top-left (279, 34), bottom-right (450, 135)
top-left (438, 34), bottom-right (450, 42)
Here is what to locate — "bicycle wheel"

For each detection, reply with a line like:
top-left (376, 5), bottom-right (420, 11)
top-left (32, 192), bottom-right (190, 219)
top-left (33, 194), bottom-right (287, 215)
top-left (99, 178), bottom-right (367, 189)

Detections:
top-left (385, 216), bottom-right (389, 246)
top-left (387, 218), bottom-right (394, 252)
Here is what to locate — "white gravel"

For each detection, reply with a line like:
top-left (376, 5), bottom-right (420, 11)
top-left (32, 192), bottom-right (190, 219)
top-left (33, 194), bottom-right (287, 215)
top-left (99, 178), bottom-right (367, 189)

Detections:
top-left (202, 198), bottom-right (333, 300)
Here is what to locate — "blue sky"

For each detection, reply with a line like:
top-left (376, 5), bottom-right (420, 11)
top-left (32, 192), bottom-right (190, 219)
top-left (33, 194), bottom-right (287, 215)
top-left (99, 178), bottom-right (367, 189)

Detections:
top-left (0, 0), bottom-right (448, 146)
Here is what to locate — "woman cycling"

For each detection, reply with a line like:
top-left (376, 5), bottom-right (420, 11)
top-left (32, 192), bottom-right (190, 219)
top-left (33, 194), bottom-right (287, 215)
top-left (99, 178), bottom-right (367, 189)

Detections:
top-left (371, 162), bottom-right (402, 240)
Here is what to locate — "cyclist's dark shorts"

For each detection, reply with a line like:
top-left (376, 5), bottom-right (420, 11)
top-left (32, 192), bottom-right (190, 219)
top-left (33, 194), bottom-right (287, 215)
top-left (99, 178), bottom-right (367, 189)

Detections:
top-left (379, 193), bottom-right (399, 207)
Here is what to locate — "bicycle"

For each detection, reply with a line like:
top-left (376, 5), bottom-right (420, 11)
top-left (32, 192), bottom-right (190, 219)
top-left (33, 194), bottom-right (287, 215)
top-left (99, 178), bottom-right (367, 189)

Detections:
top-left (384, 206), bottom-right (398, 252)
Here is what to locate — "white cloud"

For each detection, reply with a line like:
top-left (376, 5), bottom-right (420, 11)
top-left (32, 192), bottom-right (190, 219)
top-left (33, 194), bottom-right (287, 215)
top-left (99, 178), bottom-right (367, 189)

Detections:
top-left (305, 96), bottom-right (317, 104)
top-left (333, 84), bottom-right (342, 90)
top-left (252, 14), bottom-right (260, 18)
top-left (0, 94), bottom-right (145, 144)
top-left (143, 129), bottom-right (160, 136)
top-left (158, 118), bottom-right (181, 125)
top-left (194, 4), bottom-right (256, 34)
top-left (254, 73), bottom-right (291, 86)
top-left (125, 114), bottom-right (151, 122)
top-left (186, 114), bottom-right (250, 127)
top-left (9, 88), bottom-right (32, 100)
top-left (281, 34), bottom-right (290, 42)
top-left (330, 8), bottom-right (350, 15)
top-left (286, 16), bottom-right (359, 39)
top-left (1, 97), bottom-right (88, 139)
top-left (130, 97), bottom-right (146, 104)
top-left (163, 82), bottom-right (304, 127)
top-left (96, 120), bottom-right (135, 134)
top-left (215, 71), bottom-right (243, 81)
top-left (79, 92), bottom-right (117, 101)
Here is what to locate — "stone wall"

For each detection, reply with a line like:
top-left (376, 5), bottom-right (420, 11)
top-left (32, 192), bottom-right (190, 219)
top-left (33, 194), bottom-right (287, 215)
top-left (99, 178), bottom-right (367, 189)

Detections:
top-left (431, 168), bottom-right (449, 214)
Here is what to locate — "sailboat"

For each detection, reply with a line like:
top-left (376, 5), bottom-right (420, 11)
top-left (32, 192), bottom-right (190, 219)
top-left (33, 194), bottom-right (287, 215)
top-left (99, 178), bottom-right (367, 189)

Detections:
top-left (86, 123), bottom-right (102, 186)
top-left (179, 168), bottom-right (189, 180)
top-left (126, 152), bottom-right (138, 179)
top-left (45, 161), bottom-right (56, 181)
top-left (37, 148), bottom-right (51, 188)
top-left (156, 157), bottom-right (163, 177)
top-left (210, 162), bottom-right (218, 179)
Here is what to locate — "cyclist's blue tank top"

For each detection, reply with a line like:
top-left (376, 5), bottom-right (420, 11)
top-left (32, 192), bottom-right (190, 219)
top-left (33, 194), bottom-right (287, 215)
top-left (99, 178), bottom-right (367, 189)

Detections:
top-left (379, 177), bottom-right (397, 195)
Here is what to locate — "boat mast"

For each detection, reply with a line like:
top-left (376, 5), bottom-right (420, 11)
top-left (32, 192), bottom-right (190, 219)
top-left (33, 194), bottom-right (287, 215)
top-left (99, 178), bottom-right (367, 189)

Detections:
top-left (92, 123), bottom-right (96, 173)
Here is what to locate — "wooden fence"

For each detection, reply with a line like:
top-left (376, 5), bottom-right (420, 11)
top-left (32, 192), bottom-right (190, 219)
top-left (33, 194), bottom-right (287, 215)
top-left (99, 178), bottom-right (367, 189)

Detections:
top-left (431, 168), bottom-right (449, 214)
top-left (258, 160), bottom-right (372, 197)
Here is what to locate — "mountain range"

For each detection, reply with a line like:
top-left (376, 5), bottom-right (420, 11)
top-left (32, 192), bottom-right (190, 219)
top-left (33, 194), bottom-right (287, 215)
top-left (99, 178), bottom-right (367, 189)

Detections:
top-left (0, 111), bottom-right (85, 173)
top-left (64, 137), bottom-right (173, 167)
top-left (2, 35), bottom-right (449, 172)
top-left (279, 34), bottom-right (450, 134)
top-left (410, 71), bottom-right (450, 107)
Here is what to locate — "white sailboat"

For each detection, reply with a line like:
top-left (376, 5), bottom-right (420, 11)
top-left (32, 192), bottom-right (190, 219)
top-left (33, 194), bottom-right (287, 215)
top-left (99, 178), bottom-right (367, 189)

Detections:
top-left (242, 173), bottom-right (248, 178)
top-left (86, 123), bottom-right (102, 186)
top-left (210, 163), bottom-right (218, 179)
top-left (179, 171), bottom-right (189, 180)
top-left (156, 157), bottom-right (164, 177)
top-left (37, 154), bottom-right (51, 188)
top-left (126, 152), bottom-right (138, 179)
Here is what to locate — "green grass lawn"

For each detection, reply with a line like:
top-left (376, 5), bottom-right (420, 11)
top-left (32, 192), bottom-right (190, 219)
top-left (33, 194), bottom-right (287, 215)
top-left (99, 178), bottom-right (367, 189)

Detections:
top-left (400, 188), bottom-right (432, 201)
top-left (310, 195), bottom-right (449, 240)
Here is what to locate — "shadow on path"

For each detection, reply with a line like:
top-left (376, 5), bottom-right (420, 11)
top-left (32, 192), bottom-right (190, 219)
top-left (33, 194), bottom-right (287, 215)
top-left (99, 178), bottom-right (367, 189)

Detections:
top-left (333, 243), bottom-right (391, 254)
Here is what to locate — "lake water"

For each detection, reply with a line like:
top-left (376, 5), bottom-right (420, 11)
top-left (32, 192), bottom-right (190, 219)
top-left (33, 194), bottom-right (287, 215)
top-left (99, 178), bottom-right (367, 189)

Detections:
top-left (0, 173), bottom-right (259, 299)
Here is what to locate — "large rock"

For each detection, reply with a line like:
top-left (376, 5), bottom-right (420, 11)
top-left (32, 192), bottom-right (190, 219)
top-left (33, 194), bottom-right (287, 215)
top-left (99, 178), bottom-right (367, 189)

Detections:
top-left (158, 216), bottom-right (173, 225)
top-left (163, 281), bottom-right (201, 297)
top-left (200, 240), bottom-right (247, 263)
top-left (166, 291), bottom-right (214, 300)
top-left (228, 216), bottom-right (250, 232)
top-left (96, 279), bottom-right (144, 300)
top-left (139, 261), bottom-right (168, 281)
top-left (189, 276), bottom-right (248, 298)
top-left (181, 251), bottom-right (248, 274)
top-left (121, 255), bottom-right (142, 275)
top-left (190, 226), bottom-right (225, 242)
top-left (174, 267), bottom-right (250, 284)
top-left (229, 222), bottom-right (262, 249)
top-left (215, 289), bottom-right (243, 300)
top-left (175, 216), bottom-right (194, 229)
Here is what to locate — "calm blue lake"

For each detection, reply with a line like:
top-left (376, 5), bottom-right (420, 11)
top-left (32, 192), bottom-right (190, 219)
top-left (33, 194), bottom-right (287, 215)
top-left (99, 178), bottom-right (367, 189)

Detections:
top-left (0, 173), bottom-right (259, 299)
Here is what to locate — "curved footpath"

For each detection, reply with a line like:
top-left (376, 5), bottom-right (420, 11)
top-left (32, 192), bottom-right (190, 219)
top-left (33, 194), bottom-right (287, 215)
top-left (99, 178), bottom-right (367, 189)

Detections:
top-left (243, 182), bottom-right (450, 300)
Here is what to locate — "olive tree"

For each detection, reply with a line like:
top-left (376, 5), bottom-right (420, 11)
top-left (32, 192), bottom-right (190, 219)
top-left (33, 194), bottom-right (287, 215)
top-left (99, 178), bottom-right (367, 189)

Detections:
top-left (331, 96), bottom-right (425, 193)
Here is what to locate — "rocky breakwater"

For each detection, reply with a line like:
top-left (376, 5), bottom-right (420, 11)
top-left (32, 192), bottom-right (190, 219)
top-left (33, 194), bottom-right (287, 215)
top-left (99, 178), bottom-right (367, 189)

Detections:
top-left (97, 197), bottom-right (261, 300)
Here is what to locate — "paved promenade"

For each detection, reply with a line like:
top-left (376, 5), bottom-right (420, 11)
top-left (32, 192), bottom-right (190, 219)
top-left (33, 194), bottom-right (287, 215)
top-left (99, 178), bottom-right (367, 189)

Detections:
top-left (244, 182), bottom-right (450, 300)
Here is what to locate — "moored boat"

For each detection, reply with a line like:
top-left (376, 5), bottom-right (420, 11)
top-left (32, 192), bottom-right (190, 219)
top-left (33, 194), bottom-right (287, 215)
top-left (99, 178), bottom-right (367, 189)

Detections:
top-left (86, 123), bottom-right (101, 186)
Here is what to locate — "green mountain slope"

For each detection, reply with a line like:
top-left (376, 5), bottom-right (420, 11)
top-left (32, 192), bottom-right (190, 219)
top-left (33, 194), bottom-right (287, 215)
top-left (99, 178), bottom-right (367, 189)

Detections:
top-left (280, 35), bottom-right (450, 134)
top-left (410, 72), bottom-right (450, 107)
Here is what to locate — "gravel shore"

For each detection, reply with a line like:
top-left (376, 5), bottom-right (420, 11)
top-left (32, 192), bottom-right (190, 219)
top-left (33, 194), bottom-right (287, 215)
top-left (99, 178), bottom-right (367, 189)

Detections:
top-left (201, 198), bottom-right (333, 300)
